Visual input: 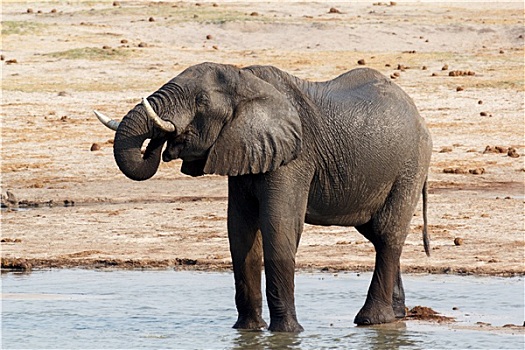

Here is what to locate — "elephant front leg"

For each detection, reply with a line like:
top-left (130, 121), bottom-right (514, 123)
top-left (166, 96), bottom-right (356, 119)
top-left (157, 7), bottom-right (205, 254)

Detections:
top-left (228, 195), bottom-right (267, 331)
top-left (264, 256), bottom-right (304, 332)
top-left (261, 216), bottom-right (305, 332)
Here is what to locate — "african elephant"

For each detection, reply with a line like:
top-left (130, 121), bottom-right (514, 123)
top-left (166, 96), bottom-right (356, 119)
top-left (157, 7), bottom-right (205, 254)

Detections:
top-left (95, 62), bottom-right (432, 332)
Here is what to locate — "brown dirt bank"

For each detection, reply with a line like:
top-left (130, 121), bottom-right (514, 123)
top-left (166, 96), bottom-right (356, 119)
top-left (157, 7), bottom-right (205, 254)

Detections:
top-left (1, 1), bottom-right (524, 276)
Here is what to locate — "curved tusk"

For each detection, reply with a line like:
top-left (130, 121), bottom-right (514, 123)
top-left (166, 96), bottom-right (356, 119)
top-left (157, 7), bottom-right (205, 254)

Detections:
top-left (94, 110), bottom-right (120, 131)
top-left (142, 97), bottom-right (176, 133)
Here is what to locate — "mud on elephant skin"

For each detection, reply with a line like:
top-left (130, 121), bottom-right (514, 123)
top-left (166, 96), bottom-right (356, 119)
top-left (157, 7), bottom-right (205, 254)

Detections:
top-left (95, 62), bottom-right (432, 332)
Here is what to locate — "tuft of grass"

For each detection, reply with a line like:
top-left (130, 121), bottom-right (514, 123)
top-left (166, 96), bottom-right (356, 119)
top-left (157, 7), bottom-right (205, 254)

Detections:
top-left (77, 4), bottom-right (271, 25)
top-left (47, 47), bottom-right (131, 60)
top-left (1, 21), bottom-right (48, 35)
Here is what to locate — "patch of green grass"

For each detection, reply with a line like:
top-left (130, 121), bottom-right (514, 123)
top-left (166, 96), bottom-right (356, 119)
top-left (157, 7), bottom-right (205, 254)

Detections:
top-left (77, 4), bottom-right (272, 25)
top-left (47, 47), bottom-right (131, 60)
top-left (175, 9), bottom-right (266, 25)
top-left (1, 21), bottom-right (48, 35)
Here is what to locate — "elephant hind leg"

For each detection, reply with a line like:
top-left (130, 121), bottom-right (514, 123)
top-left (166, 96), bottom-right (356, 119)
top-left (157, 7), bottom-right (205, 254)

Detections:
top-left (354, 176), bottom-right (425, 325)
top-left (352, 233), bottom-right (403, 325)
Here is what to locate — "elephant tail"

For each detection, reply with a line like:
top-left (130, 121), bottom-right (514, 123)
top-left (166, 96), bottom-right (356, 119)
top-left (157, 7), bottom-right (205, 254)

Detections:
top-left (422, 178), bottom-right (430, 257)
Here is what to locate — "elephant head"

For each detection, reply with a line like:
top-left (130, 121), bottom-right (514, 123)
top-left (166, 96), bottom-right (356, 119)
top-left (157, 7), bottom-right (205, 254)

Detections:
top-left (95, 63), bottom-right (303, 180)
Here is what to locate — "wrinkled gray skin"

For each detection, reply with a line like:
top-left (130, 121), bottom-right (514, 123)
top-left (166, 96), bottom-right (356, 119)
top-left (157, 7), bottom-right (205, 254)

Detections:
top-left (108, 62), bottom-right (432, 332)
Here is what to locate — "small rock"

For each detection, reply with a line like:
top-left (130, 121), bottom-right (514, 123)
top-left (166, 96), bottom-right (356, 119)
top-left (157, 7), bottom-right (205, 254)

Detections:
top-left (1, 238), bottom-right (22, 243)
top-left (357, 59), bottom-right (366, 65)
top-left (148, 17), bottom-right (155, 22)
top-left (439, 146), bottom-right (453, 153)
top-left (483, 145), bottom-right (495, 153)
top-left (50, 9), bottom-right (57, 13)
top-left (495, 146), bottom-right (508, 153)
top-left (328, 7), bottom-right (341, 14)
top-left (469, 168), bottom-right (485, 175)
top-left (508, 147), bottom-right (520, 158)
top-left (212, 45), bottom-right (219, 50)
top-left (478, 100), bottom-right (483, 104)
top-left (57, 91), bottom-right (68, 97)
top-left (27, 8), bottom-right (34, 13)
top-left (120, 39), bottom-right (128, 44)
top-left (250, 12), bottom-right (259, 16)
top-left (0, 55), bottom-right (4, 61)
top-left (421, 66), bottom-right (427, 70)
top-left (6, 59), bottom-right (18, 65)
top-left (113, 1), bottom-right (120, 6)
top-left (102, 45), bottom-right (111, 50)
top-left (443, 167), bottom-right (468, 174)
top-left (91, 143), bottom-right (101, 151)
top-left (480, 111), bottom-right (488, 116)
top-left (206, 34), bottom-right (213, 40)
top-left (454, 237), bottom-right (464, 246)
top-left (442, 64), bottom-right (449, 71)
top-left (138, 42), bottom-right (148, 48)
top-left (499, 49), bottom-right (505, 54)
top-left (456, 86), bottom-right (464, 92)
top-left (449, 70), bottom-right (476, 77)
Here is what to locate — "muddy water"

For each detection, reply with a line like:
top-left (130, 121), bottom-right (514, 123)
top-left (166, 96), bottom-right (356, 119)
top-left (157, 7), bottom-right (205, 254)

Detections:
top-left (2, 270), bottom-right (523, 349)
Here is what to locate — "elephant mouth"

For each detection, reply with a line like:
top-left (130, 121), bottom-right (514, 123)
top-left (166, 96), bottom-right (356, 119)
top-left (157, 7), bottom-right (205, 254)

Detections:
top-left (162, 141), bottom-right (184, 162)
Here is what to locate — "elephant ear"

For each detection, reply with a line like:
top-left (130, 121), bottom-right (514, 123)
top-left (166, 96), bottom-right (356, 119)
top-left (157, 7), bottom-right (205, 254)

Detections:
top-left (203, 71), bottom-right (302, 176)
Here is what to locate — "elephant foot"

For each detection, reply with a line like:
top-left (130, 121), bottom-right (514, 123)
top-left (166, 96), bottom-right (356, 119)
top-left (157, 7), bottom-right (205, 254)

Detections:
top-left (354, 301), bottom-right (396, 326)
top-left (268, 317), bottom-right (304, 333)
top-left (233, 316), bottom-right (268, 331)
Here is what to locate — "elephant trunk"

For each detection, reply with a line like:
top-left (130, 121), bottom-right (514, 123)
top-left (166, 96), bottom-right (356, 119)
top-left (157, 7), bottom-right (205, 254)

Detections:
top-left (113, 110), bottom-right (165, 181)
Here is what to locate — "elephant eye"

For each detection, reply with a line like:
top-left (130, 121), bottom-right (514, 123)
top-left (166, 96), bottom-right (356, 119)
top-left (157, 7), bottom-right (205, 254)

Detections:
top-left (196, 92), bottom-right (209, 107)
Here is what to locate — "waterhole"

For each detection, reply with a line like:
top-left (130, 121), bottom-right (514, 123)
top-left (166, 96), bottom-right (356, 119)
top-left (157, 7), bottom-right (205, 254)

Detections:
top-left (2, 270), bottom-right (523, 349)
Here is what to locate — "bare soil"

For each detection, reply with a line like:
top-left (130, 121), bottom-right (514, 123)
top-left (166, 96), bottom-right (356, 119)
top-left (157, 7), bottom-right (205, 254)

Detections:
top-left (1, 1), bottom-right (524, 276)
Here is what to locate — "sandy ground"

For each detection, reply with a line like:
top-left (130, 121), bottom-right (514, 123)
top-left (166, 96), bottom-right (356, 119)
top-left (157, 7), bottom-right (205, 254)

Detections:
top-left (1, 1), bottom-right (524, 276)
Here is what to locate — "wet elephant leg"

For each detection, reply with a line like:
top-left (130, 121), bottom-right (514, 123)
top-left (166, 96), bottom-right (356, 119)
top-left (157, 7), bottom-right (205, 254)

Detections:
top-left (354, 177), bottom-right (423, 325)
top-left (258, 175), bottom-right (308, 333)
top-left (261, 217), bottom-right (304, 333)
top-left (354, 240), bottom-right (404, 325)
top-left (228, 182), bottom-right (267, 330)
